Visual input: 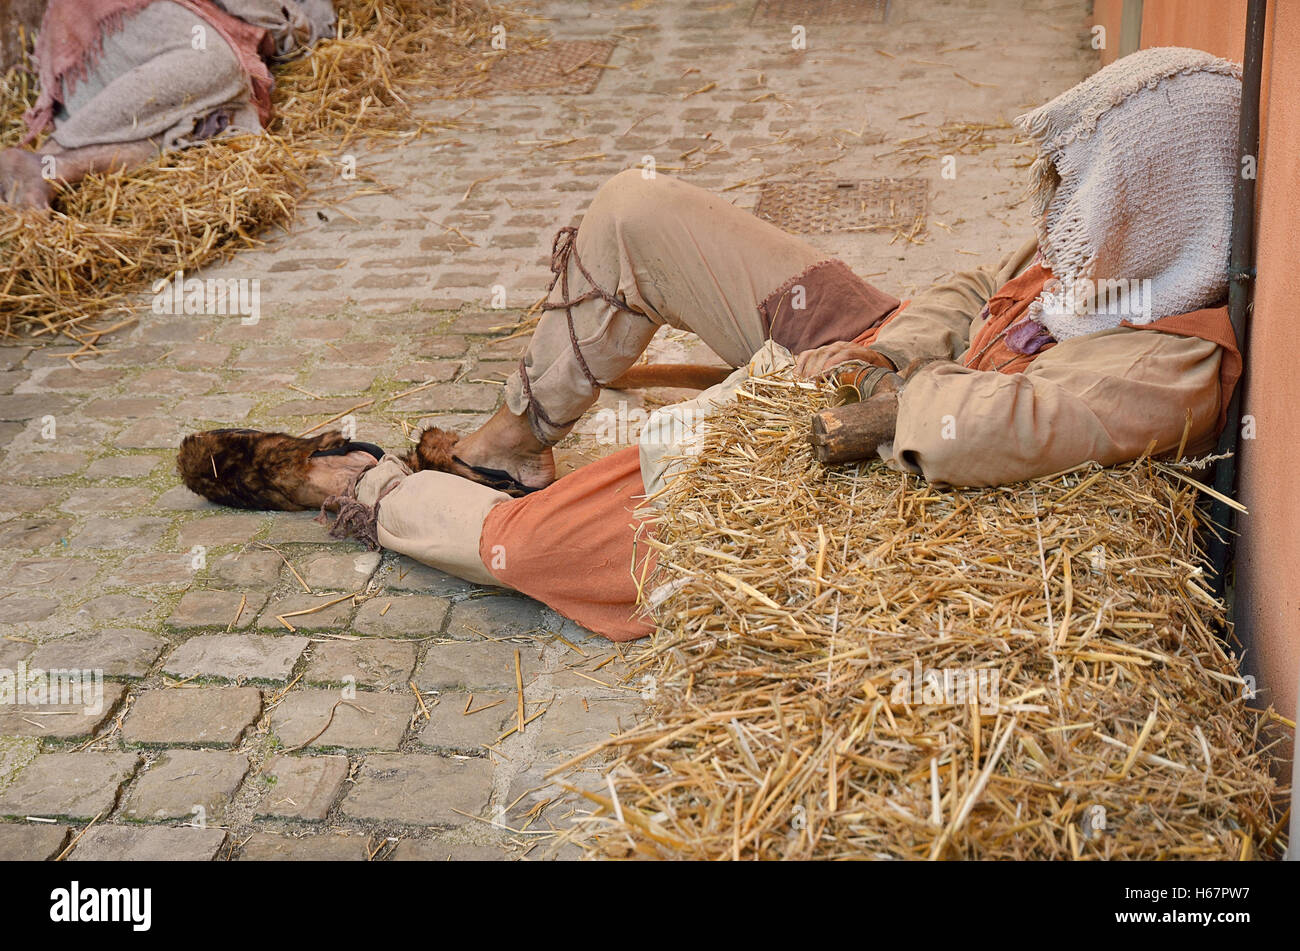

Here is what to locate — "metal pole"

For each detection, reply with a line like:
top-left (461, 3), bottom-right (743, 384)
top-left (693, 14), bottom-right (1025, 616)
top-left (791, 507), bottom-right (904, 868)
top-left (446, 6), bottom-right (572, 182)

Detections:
top-left (1207, 0), bottom-right (1267, 621)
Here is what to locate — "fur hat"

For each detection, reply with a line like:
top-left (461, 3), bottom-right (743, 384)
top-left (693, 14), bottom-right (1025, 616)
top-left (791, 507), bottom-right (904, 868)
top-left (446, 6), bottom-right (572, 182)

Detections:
top-left (177, 428), bottom-right (353, 511)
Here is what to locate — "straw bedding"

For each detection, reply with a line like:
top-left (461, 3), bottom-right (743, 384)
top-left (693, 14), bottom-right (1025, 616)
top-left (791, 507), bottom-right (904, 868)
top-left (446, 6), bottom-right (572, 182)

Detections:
top-left (570, 373), bottom-right (1289, 860)
top-left (0, 0), bottom-right (510, 343)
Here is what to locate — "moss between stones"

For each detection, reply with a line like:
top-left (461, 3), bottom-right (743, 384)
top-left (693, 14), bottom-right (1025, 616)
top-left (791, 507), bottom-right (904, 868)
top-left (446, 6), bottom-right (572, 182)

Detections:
top-left (0, 735), bottom-right (40, 794)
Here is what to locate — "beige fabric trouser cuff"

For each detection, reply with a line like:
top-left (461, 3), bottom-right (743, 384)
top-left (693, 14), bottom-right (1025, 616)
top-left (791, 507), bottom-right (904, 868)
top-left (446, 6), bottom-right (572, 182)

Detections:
top-left (355, 457), bottom-right (512, 587)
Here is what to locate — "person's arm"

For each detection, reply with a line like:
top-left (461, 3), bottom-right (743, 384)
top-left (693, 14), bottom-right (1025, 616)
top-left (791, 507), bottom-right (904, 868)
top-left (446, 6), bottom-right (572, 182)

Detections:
top-left (795, 239), bottom-right (1037, 379)
top-left (868, 240), bottom-right (1036, 371)
top-left (882, 327), bottom-right (1225, 487)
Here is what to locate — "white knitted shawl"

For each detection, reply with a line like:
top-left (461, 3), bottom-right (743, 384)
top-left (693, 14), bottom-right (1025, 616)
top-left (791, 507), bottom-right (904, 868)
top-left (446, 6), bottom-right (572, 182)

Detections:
top-left (1014, 47), bottom-right (1242, 341)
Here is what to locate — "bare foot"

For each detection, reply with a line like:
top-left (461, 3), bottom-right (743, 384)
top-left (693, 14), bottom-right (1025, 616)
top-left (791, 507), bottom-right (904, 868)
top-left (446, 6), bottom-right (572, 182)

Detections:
top-left (0, 149), bottom-right (53, 210)
top-left (454, 406), bottom-right (556, 490)
top-left (295, 451), bottom-right (378, 509)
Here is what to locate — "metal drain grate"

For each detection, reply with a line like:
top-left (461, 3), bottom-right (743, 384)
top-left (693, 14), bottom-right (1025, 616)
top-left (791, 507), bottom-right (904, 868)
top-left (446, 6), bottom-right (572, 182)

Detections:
top-left (754, 179), bottom-right (928, 234)
top-left (751, 0), bottom-right (889, 25)
top-left (485, 40), bottom-right (618, 95)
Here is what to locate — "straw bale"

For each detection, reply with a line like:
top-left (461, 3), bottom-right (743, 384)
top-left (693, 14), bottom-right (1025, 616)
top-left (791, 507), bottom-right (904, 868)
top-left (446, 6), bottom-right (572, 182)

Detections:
top-left (568, 372), bottom-right (1288, 860)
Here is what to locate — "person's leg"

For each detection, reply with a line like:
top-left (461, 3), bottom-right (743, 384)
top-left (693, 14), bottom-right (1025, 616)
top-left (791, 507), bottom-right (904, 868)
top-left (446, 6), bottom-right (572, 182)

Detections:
top-left (341, 447), bottom-right (648, 633)
top-left (476, 446), bottom-right (655, 642)
top-left (0, 149), bottom-right (53, 209)
top-left (178, 428), bottom-right (652, 640)
top-left (346, 456), bottom-right (513, 586)
top-left (297, 451), bottom-right (382, 508)
top-left (454, 170), bottom-right (830, 487)
top-left (0, 139), bottom-right (160, 210)
top-left (334, 446), bottom-right (654, 641)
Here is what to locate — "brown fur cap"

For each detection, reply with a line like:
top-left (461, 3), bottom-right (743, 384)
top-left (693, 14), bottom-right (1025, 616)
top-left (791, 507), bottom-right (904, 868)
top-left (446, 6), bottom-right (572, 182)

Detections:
top-left (176, 428), bottom-right (347, 511)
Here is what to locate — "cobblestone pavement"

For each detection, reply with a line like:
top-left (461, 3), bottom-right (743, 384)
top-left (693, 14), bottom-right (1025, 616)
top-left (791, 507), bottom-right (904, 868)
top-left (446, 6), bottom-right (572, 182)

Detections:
top-left (0, 0), bottom-right (1092, 860)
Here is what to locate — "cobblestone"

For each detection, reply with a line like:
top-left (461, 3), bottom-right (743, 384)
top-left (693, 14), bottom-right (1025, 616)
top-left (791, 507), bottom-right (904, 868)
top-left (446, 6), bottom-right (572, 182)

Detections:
top-left (340, 753), bottom-right (492, 826)
top-left (419, 690), bottom-right (512, 750)
top-left (122, 687), bottom-right (262, 746)
top-left (295, 551), bottom-right (382, 591)
top-left (28, 629), bottom-right (167, 677)
top-left (416, 640), bottom-right (543, 690)
top-left (445, 596), bottom-right (547, 639)
top-left (0, 684), bottom-right (126, 739)
top-left (166, 590), bottom-right (268, 630)
top-left (303, 639), bottom-right (417, 689)
top-left (258, 593), bottom-right (356, 632)
top-left (121, 749), bottom-right (250, 821)
top-left (269, 688), bottom-right (413, 750)
top-left (0, 823), bottom-right (70, 861)
top-left (353, 594), bottom-right (450, 638)
top-left (67, 825), bottom-right (227, 861)
top-left (532, 695), bottom-right (644, 754)
top-left (176, 513), bottom-right (268, 548)
top-left (164, 632), bottom-right (307, 682)
top-left (256, 754), bottom-right (349, 820)
top-left (237, 831), bottom-right (369, 861)
top-left (379, 558), bottom-right (476, 597)
top-left (209, 550), bottom-right (284, 588)
top-left (391, 839), bottom-right (514, 861)
top-left (0, 752), bottom-right (140, 820)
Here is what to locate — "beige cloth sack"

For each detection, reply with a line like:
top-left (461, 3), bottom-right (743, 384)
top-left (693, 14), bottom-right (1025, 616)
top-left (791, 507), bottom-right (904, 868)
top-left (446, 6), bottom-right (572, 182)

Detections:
top-left (1015, 47), bottom-right (1241, 340)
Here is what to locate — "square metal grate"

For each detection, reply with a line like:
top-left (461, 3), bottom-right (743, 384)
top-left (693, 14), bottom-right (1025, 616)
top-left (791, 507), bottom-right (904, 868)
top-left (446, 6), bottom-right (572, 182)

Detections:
top-left (751, 0), bottom-right (889, 25)
top-left (485, 40), bottom-right (618, 95)
top-left (754, 179), bottom-right (928, 234)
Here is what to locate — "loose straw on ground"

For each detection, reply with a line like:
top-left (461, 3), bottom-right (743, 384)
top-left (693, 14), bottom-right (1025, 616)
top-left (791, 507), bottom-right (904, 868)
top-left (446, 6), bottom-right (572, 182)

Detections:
top-left (1, 0), bottom-right (519, 343)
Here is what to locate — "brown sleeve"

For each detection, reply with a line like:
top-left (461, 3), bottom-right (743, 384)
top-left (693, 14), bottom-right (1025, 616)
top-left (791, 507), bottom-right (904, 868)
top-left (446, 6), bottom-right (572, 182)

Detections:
top-left (869, 238), bottom-right (1038, 371)
top-left (882, 327), bottom-right (1224, 487)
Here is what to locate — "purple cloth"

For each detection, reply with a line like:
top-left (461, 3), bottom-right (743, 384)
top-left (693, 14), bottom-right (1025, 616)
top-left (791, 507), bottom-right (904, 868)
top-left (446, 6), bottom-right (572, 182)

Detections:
top-left (1005, 317), bottom-right (1055, 355)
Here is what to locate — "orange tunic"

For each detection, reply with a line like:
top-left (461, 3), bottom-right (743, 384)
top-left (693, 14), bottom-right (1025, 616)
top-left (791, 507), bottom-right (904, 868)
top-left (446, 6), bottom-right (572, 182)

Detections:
top-left (479, 445), bottom-right (654, 642)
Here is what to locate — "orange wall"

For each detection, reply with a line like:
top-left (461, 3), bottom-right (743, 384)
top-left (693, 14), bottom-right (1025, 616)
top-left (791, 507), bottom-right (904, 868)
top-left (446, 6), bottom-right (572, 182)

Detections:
top-left (1236, 4), bottom-right (1300, 761)
top-left (1094, 0), bottom-right (1126, 65)
top-left (1138, 0), bottom-right (1249, 62)
top-left (1092, 1), bottom-right (1300, 743)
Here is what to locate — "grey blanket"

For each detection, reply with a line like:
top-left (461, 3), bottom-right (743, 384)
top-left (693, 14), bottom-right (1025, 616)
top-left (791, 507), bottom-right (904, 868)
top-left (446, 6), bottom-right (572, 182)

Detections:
top-left (52, 0), bottom-right (335, 152)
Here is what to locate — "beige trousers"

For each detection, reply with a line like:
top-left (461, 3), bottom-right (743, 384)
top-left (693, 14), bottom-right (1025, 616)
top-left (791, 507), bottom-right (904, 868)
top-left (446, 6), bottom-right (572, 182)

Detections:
top-left (356, 456), bottom-right (509, 586)
top-left (504, 169), bottom-right (827, 444)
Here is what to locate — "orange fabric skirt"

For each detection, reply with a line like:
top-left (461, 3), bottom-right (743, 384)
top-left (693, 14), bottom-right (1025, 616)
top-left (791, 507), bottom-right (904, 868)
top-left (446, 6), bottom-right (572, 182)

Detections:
top-left (478, 446), bottom-right (655, 642)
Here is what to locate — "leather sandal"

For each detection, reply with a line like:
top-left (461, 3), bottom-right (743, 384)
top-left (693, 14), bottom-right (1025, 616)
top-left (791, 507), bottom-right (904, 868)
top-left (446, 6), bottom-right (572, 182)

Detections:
top-left (403, 426), bottom-right (542, 498)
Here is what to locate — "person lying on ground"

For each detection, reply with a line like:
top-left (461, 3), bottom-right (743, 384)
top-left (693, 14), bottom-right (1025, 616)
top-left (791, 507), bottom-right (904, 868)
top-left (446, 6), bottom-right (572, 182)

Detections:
top-left (0, 0), bottom-right (335, 209)
top-left (177, 47), bottom-right (1245, 643)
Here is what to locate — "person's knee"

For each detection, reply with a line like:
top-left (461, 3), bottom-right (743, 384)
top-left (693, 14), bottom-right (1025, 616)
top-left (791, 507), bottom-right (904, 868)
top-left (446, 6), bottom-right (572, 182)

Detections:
top-left (587, 168), bottom-right (672, 233)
